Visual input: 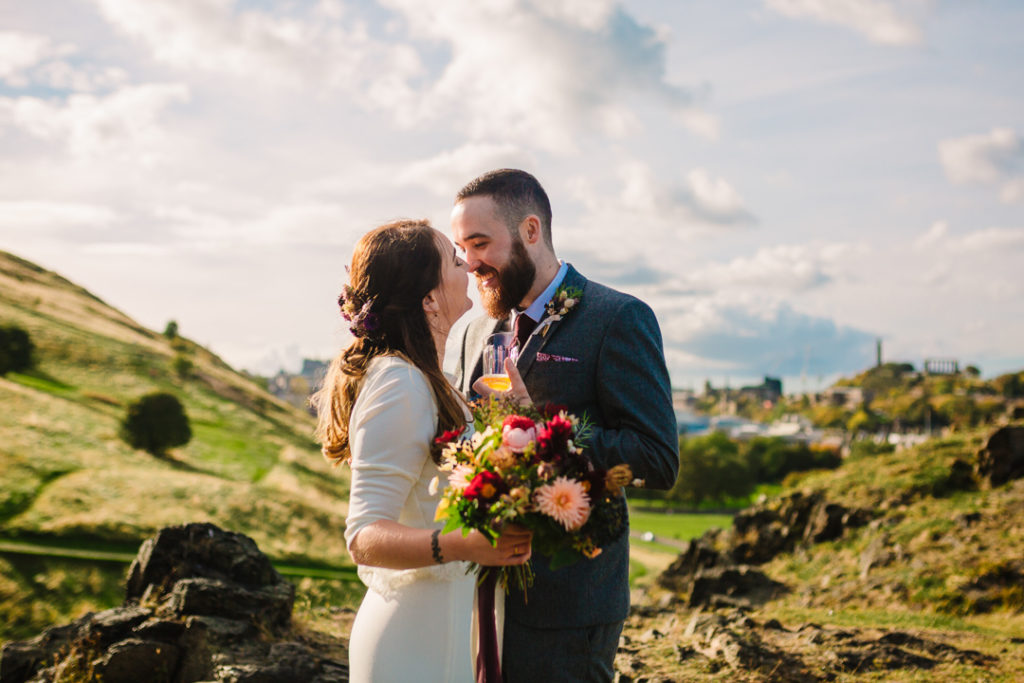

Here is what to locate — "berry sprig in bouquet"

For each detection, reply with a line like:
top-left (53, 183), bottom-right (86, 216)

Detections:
top-left (432, 397), bottom-right (637, 592)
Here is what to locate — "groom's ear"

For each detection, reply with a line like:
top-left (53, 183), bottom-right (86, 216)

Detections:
top-left (518, 215), bottom-right (543, 245)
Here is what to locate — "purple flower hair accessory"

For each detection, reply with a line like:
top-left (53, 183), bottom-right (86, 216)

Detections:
top-left (338, 284), bottom-right (383, 339)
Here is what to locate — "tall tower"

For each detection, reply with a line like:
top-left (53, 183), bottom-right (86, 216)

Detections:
top-left (876, 338), bottom-right (882, 367)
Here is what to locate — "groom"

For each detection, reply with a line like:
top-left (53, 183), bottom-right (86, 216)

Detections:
top-left (451, 169), bottom-right (679, 681)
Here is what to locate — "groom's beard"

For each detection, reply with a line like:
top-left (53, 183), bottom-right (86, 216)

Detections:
top-left (477, 236), bottom-right (536, 320)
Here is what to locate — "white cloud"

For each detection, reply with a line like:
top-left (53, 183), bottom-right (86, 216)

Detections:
top-left (765, 0), bottom-right (925, 46)
top-left (687, 243), bottom-right (847, 292)
top-left (88, 0), bottom-right (716, 151)
top-left (958, 227), bottom-right (1024, 252)
top-left (939, 127), bottom-right (1024, 203)
top-left (0, 31), bottom-right (74, 86)
top-left (378, 0), bottom-right (716, 148)
top-left (660, 295), bottom-right (877, 377)
top-left (0, 200), bottom-right (118, 230)
top-left (570, 161), bottom-right (753, 242)
top-left (91, 0), bottom-right (423, 97)
top-left (0, 83), bottom-right (189, 161)
top-left (913, 220), bottom-right (947, 249)
top-left (395, 143), bottom-right (534, 196)
top-left (912, 220), bottom-right (1024, 253)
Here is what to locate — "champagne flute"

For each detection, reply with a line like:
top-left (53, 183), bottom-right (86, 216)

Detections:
top-left (480, 332), bottom-right (513, 392)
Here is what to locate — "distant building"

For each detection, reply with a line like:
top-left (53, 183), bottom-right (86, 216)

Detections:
top-left (923, 358), bottom-right (960, 375)
top-left (739, 376), bottom-right (783, 404)
top-left (819, 386), bottom-right (870, 410)
top-left (269, 358), bottom-right (329, 411)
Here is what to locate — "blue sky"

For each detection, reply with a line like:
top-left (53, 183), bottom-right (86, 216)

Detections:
top-left (0, 0), bottom-right (1021, 391)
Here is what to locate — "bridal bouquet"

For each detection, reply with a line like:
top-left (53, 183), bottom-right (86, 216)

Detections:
top-left (432, 397), bottom-right (636, 591)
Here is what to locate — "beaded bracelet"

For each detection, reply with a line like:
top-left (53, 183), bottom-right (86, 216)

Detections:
top-left (430, 528), bottom-right (444, 564)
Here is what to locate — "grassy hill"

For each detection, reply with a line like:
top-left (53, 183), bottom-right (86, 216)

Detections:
top-left (615, 426), bottom-right (1024, 681)
top-left (0, 250), bottom-right (353, 641)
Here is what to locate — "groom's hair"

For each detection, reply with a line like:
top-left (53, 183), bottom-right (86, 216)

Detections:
top-left (456, 169), bottom-right (552, 249)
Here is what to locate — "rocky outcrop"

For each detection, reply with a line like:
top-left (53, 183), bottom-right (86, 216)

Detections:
top-left (0, 523), bottom-right (348, 683)
top-left (975, 425), bottom-right (1024, 488)
top-left (658, 491), bottom-right (873, 603)
top-left (617, 608), bottom-right (998, 681)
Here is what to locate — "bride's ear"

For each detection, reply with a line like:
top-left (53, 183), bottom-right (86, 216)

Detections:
top-left (423, 291), bottom-right (440, 317)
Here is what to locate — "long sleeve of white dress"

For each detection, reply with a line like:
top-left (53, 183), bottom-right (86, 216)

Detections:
top-left (344, 356), bottom-right (468, 596)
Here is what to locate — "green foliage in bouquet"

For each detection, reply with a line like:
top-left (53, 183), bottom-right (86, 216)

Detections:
top-left (434, 397), bottom-right (636, 591)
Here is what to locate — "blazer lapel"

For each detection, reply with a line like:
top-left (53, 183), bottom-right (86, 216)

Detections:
top-left (515, 266), bottom-right (587, 379)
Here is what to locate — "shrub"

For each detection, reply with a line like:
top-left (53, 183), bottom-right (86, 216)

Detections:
top-left (670, 432), bottom-right (755, 507)
top-left (164, 320), bottom-right (178, 340)
top-left (120, 392), bottom-right (192, 455)
top-left (172, 353), bottom-right (194, 379)
top-left (0, 324), bottom-right (34, 375)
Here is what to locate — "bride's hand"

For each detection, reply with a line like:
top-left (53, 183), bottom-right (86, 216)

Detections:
top-left (455, 525), bottom-right (532, 566)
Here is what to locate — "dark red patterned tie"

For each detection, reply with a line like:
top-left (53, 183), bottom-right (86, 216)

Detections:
top-left (512, 313), bottom-right (538, 353)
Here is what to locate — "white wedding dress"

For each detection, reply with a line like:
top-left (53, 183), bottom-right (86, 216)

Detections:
top-left (345, 355), bottom-right (476, 683)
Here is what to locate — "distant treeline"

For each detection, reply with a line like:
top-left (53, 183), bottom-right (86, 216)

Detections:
top-left (635, 434), bottom-right (841, 508)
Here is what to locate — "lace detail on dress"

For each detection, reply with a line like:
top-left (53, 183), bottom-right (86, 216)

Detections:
top-left (358, 562), bottom-right (473, 601)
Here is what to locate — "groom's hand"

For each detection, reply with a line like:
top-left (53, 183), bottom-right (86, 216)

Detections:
top-left (470, 359), bottom-right (532, 407)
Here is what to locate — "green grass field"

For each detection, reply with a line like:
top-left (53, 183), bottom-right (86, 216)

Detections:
top-left (629, 508), bottom-right (732, 544)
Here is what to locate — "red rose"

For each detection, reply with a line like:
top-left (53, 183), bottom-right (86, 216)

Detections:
top-left (434, 426), bottom-right (466, 445)
top-left (463, 471), bottom-right (506, 502)
top-left (502, 415), bottom-right (536, 432)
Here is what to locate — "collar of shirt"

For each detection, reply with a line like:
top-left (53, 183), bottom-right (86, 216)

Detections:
top-left (515, 260), bottom-right (568, 324)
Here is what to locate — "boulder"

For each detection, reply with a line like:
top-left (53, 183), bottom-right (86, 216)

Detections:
top-left (687, 566), bottom-right (788, 608)
top-left (127, 523), bottom-right (284, 601)
top-left (0, 524), bottom-right (346, 683)
top-left (975, 426), bottom-right (1024, 488)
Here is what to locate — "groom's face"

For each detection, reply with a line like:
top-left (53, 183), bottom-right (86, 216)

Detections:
top-left (451, 195), bottom-right (536, 319)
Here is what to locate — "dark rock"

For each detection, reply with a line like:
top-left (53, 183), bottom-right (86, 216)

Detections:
top-left (831, 645), bottom-right (936, 671)
top-left (804, 502), bottom-right (849, 543)
top-left (1, 524), bottom-right (335, 683)
top-left (955, 511), bottom-right (983, 528)
top-left (656, 536), bottom-right (728, 592)
top-left (945, 458), bottom-right (977, 492)
top-left (127, 523), bottom-right (284, 602)
top-left (86, 606), bottom-right (153, 648)
top-left (688, 566), bottom-right (788, 608)
top-left (0, 615), bottom-right (91, 683)
top-left (91, 638), bottom-right (180, 683)
top-left (956, 560), bottom-right (1024, 613)
top-left (167, 577), bottom-right (294, 630)
top-left (192, 615), bottom-right (254, 641)
top-left (975, 426), bottom-right (1024, 488)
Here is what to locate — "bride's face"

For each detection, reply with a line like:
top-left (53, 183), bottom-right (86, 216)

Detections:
top-left (431, 232), bottom-right (473, 328)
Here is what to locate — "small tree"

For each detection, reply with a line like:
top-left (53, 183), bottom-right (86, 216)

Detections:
top-left (121, 392), bottom-right (192, 455)
top-left (172, 353), bottom-right (194, 379)
top-left (164, 320), bottom-right (179, 340)
top-left (0, 324), bottom-right (34, 375)
top-left (669, 432), bottom-right (754, 507)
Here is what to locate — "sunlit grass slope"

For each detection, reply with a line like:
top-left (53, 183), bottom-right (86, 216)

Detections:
top-left (0, 250), bottom-right (353, 639)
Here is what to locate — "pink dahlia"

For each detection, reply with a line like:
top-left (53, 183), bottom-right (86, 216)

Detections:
top-left (534, 476), bottom-right (591, 530)
top-left (448, 464), bottom-right (475, 492)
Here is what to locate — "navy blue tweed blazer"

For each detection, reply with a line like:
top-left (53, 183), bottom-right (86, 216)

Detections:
top-left (454, 265), bottom-right (678, 629)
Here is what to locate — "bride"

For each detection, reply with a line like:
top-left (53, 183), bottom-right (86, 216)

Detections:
top-left (313, 219), bottom-right (532, 682)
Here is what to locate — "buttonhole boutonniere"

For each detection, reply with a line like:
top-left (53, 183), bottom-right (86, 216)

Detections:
top-left (539, 285), bottom-right (583, 337)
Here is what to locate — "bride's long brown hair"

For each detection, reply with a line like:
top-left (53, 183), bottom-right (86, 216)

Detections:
top-left (312, 220), bottom-right (466, 465)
